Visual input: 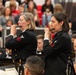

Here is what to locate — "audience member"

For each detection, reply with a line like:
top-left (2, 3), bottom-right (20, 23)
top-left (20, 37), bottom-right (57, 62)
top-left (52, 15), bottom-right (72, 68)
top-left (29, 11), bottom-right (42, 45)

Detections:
top-left (15, 5), bottom-right (25, 25)
top-left (5, 0), bottom-right (19, 10)
top-left (27, 0), bottom-right (37, 9)
top-left (6, 19), bottom-right (13, 27)
top-left (25, 0), bottom-right (39, 27)
top-left (9, 1), bottom-right (20, 18)
top-left (42, 0), bottom-right (54, 27)
top-left (21, 0), bottom-right (37, 11)
top-left (0, 7), bottom-right (14, 26)
top-left (20, 1), bottom-right (27, 11)
top-left (24, 56), bottom-right (44, 75)
top-left (0, 0), bottom-right (5, 16)
top-left (54, 3), bottom-right (64, 14)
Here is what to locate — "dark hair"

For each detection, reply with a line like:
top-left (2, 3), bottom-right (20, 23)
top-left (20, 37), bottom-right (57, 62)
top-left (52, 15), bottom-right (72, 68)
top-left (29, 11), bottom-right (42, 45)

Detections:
top-left (28, 0), bottom-right (34, 9)
top-left (52, 12), bottom-right (69, 32)
top-left (27, 0), bottom-right (33, 3)
top-left (6, 19), bottom-right (13, 24)
top-left (25, 56), bottom-right (44, 75)
top-left (3, 7), bottom-right (11, 16)
top-left (45, 0), bottom-right (51, 3)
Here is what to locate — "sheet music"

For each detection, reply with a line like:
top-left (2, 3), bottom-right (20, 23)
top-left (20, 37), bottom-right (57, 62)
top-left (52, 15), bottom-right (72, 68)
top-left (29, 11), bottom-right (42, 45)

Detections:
top-left (0, 68), bottom-right (18, 75)
top-left (0, 70), bottom-right (6, 75)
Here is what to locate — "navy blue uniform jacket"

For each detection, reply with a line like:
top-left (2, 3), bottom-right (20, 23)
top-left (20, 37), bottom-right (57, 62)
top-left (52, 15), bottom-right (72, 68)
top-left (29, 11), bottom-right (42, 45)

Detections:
top-left (5, 30), bottom-right (37, 60)
top-left (43, 31), bottom-right (72, 75)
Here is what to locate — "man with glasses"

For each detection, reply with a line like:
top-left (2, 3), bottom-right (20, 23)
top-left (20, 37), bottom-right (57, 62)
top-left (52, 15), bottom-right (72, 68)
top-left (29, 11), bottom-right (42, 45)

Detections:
top-left (24, 56), bottom-right (44, 75)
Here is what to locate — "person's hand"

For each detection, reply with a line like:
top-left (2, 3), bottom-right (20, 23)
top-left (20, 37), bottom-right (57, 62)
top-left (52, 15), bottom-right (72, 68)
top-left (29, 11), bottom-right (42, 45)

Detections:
top-left (10, 25), bottom-right (17, 35)
top-left (44, 27), bottom-right (50, 39)
top-left (46, 12), bottom-right (52, 16)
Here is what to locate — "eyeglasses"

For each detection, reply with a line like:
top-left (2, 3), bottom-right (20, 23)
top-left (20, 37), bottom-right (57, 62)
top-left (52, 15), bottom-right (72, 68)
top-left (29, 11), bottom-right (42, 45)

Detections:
top-left (23, 64), bottom-right (35, 72)
top-left (24, 64), bottom-right (32, 72)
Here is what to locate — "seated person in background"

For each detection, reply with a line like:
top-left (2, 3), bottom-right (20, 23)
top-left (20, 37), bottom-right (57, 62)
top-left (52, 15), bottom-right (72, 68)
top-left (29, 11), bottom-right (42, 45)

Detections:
top-left (42, 0), bottom-right (53, 27)
top-left (0, 7), bottom-right (14, 37)
top-left (27, 0), bottom-right (37, 9)
top-left (54, 3), bottom-right (64, 14)
top-left (36, 34), bottom-right (44, 58)
top-left (9, 1), bottom-right (20, 19)
top-left (20, 1), bottom-right (27, 11)
top-left (6, 19), bottom-right (13, 27)
top-left (25, 0), bottom-right (39, 27)
top-left (0, 7), bottom-right (14, 26)
top-left (0, 0), bottom-right (5, 16)
top-left (5, 0), bottom-right (19, 10)
top-left (15, 5), bottom-right (25, 25)
top-left (24, 55), bottom-right (44, 75)
top-left (21, 0), bottom-right (37, 10)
